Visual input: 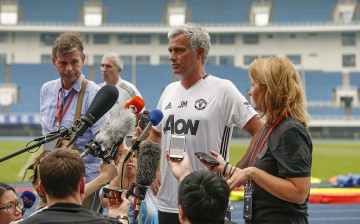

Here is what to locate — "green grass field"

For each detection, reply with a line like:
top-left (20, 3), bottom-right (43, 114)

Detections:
top-left (1, 140), bottom-right (360, 182)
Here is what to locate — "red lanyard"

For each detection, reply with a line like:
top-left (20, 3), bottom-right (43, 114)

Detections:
top-left (55, 85), bottom-right (76, 128)
top-left (247, 115), bottom-right (285, 168)
top-left (246, 116), bottom-right (285, 185)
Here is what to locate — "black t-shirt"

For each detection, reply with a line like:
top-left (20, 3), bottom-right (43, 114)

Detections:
top-left (243, 117), bottom-right (312, 224)
top-left (19, 203), bottom-right (122, 224)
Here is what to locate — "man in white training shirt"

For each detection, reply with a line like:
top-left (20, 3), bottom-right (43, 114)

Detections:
top-left (99, 52), bottom-right (142, 118)
top-left (148, 23), bottom-right (264, 224)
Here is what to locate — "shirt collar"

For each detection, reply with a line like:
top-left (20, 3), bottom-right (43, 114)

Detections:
top-left (60, 74), bottom-right (84, 93)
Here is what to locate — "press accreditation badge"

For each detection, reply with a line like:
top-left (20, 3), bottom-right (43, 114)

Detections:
top-left (243, 185), bottom-right (253, 220)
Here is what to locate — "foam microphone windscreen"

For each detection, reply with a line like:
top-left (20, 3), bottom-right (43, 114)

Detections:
top-left (20, 191), bottom-right (36, 209)
top-left (83, 84), bottom-right (119, 126)
top-left (95, 108), bottom-right (136, 149)
top-left (136, 140), bottom-right (161, 186)
top-left (123, 96), bottom-right (145, 115)
top-left (148, 109), bottom-right (163, 126)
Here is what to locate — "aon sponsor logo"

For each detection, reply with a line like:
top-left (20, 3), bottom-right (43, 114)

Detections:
top-left (163, 115), bottom-right (199, 135)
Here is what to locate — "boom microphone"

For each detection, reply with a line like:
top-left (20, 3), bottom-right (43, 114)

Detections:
top-left (20, 190), bottom-right (36, 216)
top-left (123, 109), bottom-right (163, 162)
top-left (96, 108), bottom-right (136, 149)
top-left (123, 95), bottom-right (145, 115)
top-left (136, 140), bottom-right (161, 186)
top-left (67, 85), bottom-right (119, 147)
top-left (81, 108), bottom-right (136, 158)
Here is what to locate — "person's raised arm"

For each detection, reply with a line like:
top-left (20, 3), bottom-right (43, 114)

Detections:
top-left (84, 160), bottom-right (118, 199)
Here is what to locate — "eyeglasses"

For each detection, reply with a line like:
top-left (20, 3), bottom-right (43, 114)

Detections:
top-left (0, 199), bottom-right (24, 215)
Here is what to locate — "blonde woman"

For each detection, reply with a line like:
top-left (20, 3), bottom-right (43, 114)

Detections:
top-left (200, 57), bottom-right (312, 223)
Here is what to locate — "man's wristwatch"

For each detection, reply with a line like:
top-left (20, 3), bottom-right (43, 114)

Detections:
top-left (116, 214), bottom-right (129, 223)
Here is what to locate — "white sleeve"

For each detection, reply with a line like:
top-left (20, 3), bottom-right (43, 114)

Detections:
top-left (216, 80), bottom-right (257, 128)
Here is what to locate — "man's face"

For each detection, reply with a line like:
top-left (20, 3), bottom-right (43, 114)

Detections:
top-left (101, 57), bottom-right (120, 85)
top-left (168, 33), bottom-right (200, 77)
top-left (52, 50), bottom-right (85, 89)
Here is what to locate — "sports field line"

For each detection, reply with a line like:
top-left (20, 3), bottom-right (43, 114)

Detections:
top-left (310, 209), bottom-right (360, 213)
top-left (310, 217), bottom-right (360, 221)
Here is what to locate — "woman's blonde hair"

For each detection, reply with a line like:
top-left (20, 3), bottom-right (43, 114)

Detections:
top-left (249, 56), bottom-right (309, 126)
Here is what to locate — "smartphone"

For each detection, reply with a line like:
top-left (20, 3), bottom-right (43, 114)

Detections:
top-left (169, 134), bottom-right (186, 159)
top-left (101, 187), bottom-right (124, 199)
top-left (195, 152), bottom-right (220, 165)
top-left (125, 135), bottom-right (132, 147)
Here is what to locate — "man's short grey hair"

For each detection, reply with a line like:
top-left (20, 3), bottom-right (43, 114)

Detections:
top-left (168, 23), bottom-right (211, 65)
top-left (102, 52), bottom-right (124, 69)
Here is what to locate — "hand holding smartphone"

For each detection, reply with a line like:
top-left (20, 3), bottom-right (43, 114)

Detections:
top-left (195, 152), bottom-right (220, 165)
top-left (169, 134), bottom-right (186, 159)
top-left (101, 187), bottom-right (124, 199)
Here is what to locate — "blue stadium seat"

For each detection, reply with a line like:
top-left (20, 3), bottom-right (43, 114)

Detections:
top-left (304, 70), bottom-right (342, 103)
top-left (19, 0), bottom-right (84, 24)
top-left (307, 107), bottom-right (345, 119)
top-left (8, 64), bottom-right (57, 113)
top-left (103, 0), bottom-right (169, 25)
top-left (7, 64), bottom-right (89, 113)
top-left (206, 65), bottom-right (251, 95)
top-left (186, 0), bottom-right (251, 24)
top-left (0, 63), bottom-right (5, 112)
top-left (0, 63), bottom-right (4, 82)
top-left (136, 64), bottom-right (173, 110)
top-left (271, 0), bottom-right (338, 23)
top-left (352, 108), bottom-right (360, 119)
top-left (349, 72), bottom-right (360, 89)
top-left (15, 0), bottom-right (359, 25)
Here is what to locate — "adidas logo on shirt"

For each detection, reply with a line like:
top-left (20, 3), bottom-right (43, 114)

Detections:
top-left (165, 102), bottom-right (172, 110)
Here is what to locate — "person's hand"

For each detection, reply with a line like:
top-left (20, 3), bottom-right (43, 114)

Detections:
top-left (166, 150), bottom-right (191, 181)
top-left (196, 150), bottom-right (226, 173)
top-left (107, 190), bottom-right (131, 219)
top-left (150, 170), bottom-right (161, 196)
top-left (226, 167), bottom-right (248, 190)
top-left (99, 160), bottom-right (118, 183)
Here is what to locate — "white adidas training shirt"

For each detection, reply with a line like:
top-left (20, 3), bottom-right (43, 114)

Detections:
top-left (154, 74), bottom-right (258, 213)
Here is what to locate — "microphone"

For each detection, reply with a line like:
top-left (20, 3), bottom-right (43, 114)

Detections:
top-left (67, 85), bottom-right (119, 147)
top-left (130, 140), bottom-right (161, 222)
top-left (123, 109), bottom-right (163, 163)
top-left (20, 191), bottom-right (36, 216)
top-left (123, 95), bottom-right (145, 115)
top-left (96, 108), bottom-right (136, 149)
top-left (136, 140), bottom-right (161, 186)
top-left (81, 108), bottom-right (136, 159)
